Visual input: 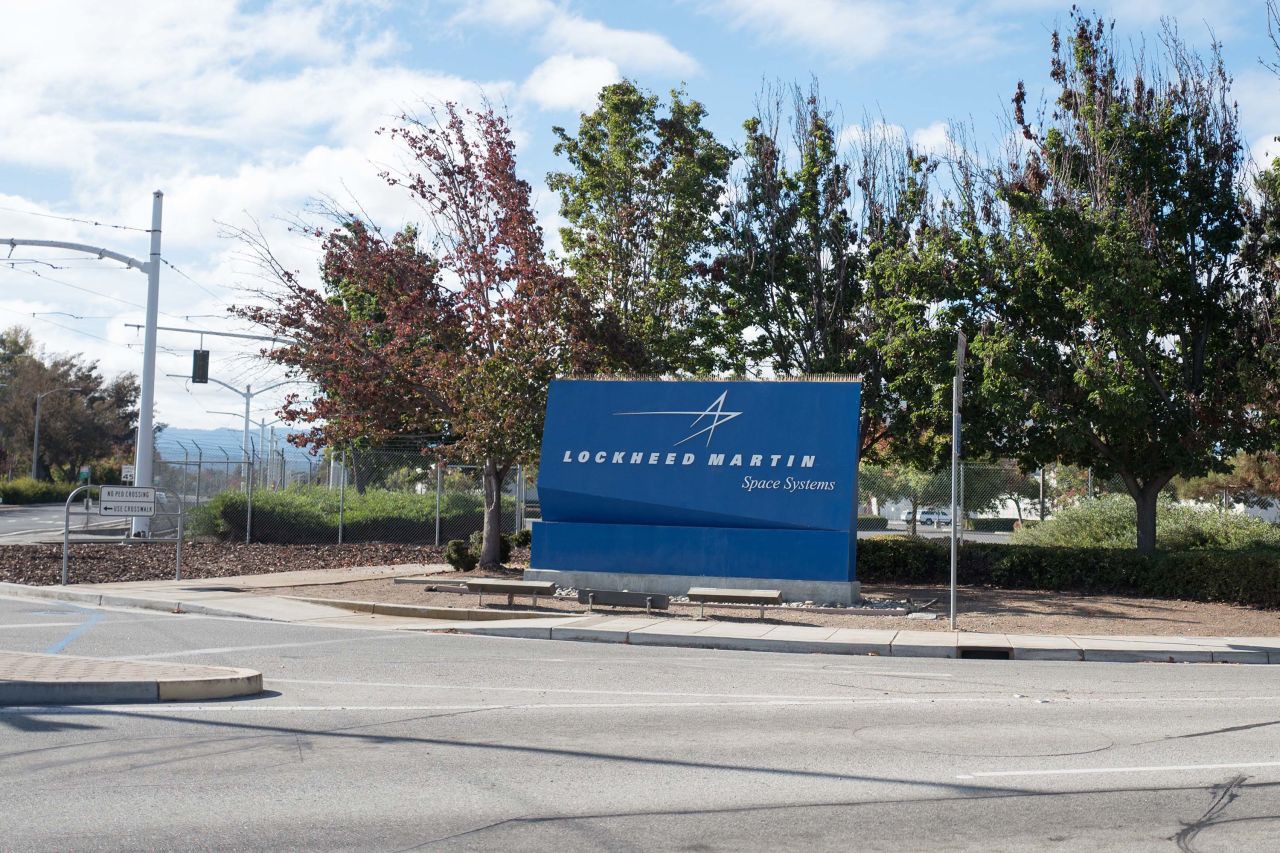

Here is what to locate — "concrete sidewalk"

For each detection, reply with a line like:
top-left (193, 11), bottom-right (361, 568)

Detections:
top-left (0, 650), bottom-right (263, 705)
top-left (4, 571), bottom-right (1280, 664)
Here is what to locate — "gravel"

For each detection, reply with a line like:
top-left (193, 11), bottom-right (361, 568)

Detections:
top-left (1, 543), bottom-right (447, 586)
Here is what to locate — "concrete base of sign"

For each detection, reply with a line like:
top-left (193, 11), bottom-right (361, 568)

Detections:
top-left (523, 569), bottom-right (860, 606)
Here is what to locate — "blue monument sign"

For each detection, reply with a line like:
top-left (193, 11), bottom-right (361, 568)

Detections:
top-left (528, 379), bottom-right (863, 603)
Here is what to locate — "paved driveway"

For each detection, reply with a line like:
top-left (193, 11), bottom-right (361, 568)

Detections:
top-left (0, 502), bottom-right (126, 543)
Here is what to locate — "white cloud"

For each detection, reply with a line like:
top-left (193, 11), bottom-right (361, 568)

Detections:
top-left (453, 0), bottom-right (697, 75)
top-left (910, 122), bottom-right (951, 156)
top-left (541, 16), bottom-right (699, 75)
top-left (703, 0), bottom-right (996, 65)
top-left (704, 0), bottom-right (1250, 67)
top-left (522, 55), bottom-right (621, 112)
top-left (0, 1), bottom-right (524, 429)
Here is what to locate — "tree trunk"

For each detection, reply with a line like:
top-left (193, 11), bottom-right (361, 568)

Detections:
top-left (1133, 481), bottom-right (1166, 555)
top-left (479, 458), bottom-right (509, 568)
top-left (909, 497), bottom-right (919, 537)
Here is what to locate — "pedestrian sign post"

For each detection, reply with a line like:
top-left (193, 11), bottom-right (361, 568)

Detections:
top-left (100, 486), bottom-right (156, 517)
top-left (62, 485), bottom-right (183, 585)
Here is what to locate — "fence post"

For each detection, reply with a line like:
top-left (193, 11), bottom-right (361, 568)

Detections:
top-left (516, 464), bottom-right (524, 531)
top-left (1039, 467), bottom-right (1046, 521)
top-left (434, 462), bottom-right (442, 546)
top-left (179, 441), bottom-right (190, 505)
top-left (338, 448), bottom-right (347, 545)
top-left (245, 454), bottom-right (254, 545)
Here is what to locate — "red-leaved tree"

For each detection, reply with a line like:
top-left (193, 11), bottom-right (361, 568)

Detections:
top-left (237, 103), bottom-right (585, 567)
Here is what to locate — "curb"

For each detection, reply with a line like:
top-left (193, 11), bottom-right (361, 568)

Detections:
top-left (0, 652), bottom-right (263, 706)
top-left (441, 621), bottom-right (1280, 664)
top-left (0, 582), bottom-right (271, 620)
top-left (284, 595), bottom-right (582, 622)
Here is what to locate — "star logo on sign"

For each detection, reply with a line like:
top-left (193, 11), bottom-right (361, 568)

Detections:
top-left (615, 390), bottom-right (743, 447)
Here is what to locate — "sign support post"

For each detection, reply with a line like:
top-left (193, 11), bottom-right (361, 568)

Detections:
top-left (950, 332), bottom-right (966, 632)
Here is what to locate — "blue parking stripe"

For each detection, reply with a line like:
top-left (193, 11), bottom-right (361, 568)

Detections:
top-left (44, 611), bottom-right (104, 654)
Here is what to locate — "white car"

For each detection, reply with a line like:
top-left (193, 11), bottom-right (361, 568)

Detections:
top-left (917, 507), bottom-right (952, 526)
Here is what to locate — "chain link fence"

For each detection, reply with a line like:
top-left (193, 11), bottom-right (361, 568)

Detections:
top-left (857, 462), bottom-right (1131, 536)
top-left (153, 434), bottom-right (1149, 546)
top-left (152, 442), bottom-right (527, 546)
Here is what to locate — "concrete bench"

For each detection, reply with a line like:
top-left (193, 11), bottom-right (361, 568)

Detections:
top-left (577, 589), bottom-right (670, 615)
top-left (463, 579), bottom-right (557, 608)
top-left (685, 587), bottom-right (783, 619)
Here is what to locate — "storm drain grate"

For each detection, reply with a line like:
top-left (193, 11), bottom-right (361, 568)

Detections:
top-left (958, 647), bottom-right (1012, 660)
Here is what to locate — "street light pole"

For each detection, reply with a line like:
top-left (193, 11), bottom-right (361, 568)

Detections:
top-left (32, 388), bottom-right (83, 480)
top-left (4, 191), bottom-right (163, 535)
top-left (132, 191), bottom-right (163, 535)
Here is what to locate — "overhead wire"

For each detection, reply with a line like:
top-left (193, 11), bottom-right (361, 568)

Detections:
top-left (0, 204), bottom-right (152, 233)
top-left (0, 303), bottom-right (116, 345)
top-left (161, 258), bottom-right (230, 300)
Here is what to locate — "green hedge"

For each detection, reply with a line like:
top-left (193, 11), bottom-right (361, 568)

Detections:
top-left (188, 486), bottom-right (512, 544)
top-left (856, 537), bottom-right (1280, 609)
top-left (969, 517), bottom-right (1019, 532)
top-left (857, 515), bottom-right (889, 530)
top-left (0, 478), bottom-right (79, 505)
top-left (1012, 495), bottom-right (1280, 550)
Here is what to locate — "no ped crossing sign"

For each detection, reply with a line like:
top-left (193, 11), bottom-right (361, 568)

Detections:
top-left (99, 486), bottom-right (156, 517)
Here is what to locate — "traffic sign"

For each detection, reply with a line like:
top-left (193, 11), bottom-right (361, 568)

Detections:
top-left (100, 486), bottom-right (156, 517)
top-left (122, 464), bottom-right (135, 483)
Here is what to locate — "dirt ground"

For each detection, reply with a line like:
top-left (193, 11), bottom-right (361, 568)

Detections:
top-left (1, 543), bottom-right (449, 586)
top-left (253, 574), bottom-right (1280, 637)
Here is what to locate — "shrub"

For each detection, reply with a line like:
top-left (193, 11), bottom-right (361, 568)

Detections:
top-left (0, 478), bottom-right (78, 505)
top-left (191, 484), bottom-right (511, 544)
top-left (469, 529), bottom-right (512, 564)
top-left (857, 516), bottom-right (889, 530)
top-left (1011, 495), bottom-right (1280, 550)
top-left (507, 528), bottom-right (532, 548)
top-left (444, 539), bottom-right (478, 571)
top-left (970, 518), bottom-right (1019, 533)
top-left (855, 537), bottom-right (1280, 609)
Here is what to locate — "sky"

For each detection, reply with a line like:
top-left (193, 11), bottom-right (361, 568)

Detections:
top-left (3, 0), bottom-right (1279, 437)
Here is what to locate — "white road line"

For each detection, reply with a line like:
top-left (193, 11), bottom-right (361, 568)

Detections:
top-left (121, 632), bottom-right (417, 659)
top-left (0, 698), bottom-right (965, 713)
top-left (0, 615), bottom-right (185, 630)
top-left (268, 677), bottom-right (874, 701)
top-left (957, 760), bottom-right (1280, 780)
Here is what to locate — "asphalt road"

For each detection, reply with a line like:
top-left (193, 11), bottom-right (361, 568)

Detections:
top-left (0, 502), bottom-right (127, 543)
top-left (2, 595), bottom-right (1279, 852)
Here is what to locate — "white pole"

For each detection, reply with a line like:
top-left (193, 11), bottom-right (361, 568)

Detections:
top-left (30, 394), bottom-right (42, 480)
top-left (131, 190), bottom-right (162, 537)
top-left (242, 386), bottom-right (251, 459)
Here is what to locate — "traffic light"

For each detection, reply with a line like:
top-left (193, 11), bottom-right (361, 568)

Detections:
top-left (192, 349), bottom-right (210, 383)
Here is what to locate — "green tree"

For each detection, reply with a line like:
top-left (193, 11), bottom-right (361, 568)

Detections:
top-left (955, 15), bottom-right (1279, 553)
top-left (547, 80), bottom-right (732, 374)
top-left (713, 81), bottom-right (954, 463)
top-left (0, 327), bottom-right (139, 480)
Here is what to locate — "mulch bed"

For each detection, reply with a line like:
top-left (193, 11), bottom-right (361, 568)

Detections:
top-left (0, 543), bottom-right (446, 586)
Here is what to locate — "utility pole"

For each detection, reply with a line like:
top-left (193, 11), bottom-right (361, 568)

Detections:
top-left (32, 388), bottom-right (84, 479)
top-left (170, 375), bottom-right (296, 462)
top-left (6, 190), bottom-right (163, 536)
